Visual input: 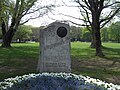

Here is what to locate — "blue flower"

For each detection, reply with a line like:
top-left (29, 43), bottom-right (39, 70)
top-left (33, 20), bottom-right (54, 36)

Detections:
top-left (0, 73), bottom-right (119, 90)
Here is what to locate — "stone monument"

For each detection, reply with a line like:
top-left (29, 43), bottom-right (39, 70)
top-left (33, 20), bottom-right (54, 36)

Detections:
top-left (37, 21), bottom-right (71, 72)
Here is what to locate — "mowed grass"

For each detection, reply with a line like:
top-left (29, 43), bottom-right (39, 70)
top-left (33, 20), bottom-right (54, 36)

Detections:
top-left (71, 42), bottom-right (120, 84)
top-left (0, 43), bottom-right (39, 80)
top-left (0, 42), bottom-right (120, 84)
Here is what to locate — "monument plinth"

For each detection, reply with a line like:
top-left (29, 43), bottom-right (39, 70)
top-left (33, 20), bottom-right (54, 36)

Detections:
top-left (37, 22), bottom-right (71, 72)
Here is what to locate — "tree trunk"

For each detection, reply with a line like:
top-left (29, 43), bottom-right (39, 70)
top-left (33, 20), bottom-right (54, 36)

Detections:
top-left (1, 27), bottom-right (15, 47)
top-left (90, 40), bottom-right (96, 48)
top-left (92, 22), bottom-right (104, 56)
top-left (90, 30), bottom-right (96, 48)
top-left (1, 17), bottom-right (18, 48)
top-left (95, 28), bottom-right (104, 56)
top-left (1, 22), bottom-right (6, 36)
top-left (91, 15), bottom-right (104, 56)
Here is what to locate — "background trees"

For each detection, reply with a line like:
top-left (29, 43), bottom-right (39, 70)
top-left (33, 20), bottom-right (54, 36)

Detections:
top-left (70, 26), bottom-right (81, 41)
top-left (31, 27), bottom-right (40, 42)
top-left (70, 23), bottom-right (120, 43)
top-left (13, 25), bottom-right (33, 42)
top-left (0, 0), bottom-right (120, 57)
top-left (101, 27), bottom-right (108, 42)
top-left (0, 0), bottom-right (54, 47)
top-left (65, 0), bottom-right (120, 56)
top-left (81, 28), bottom-right (91, 42)
top-left (108, 22), bottom-right (120, 43)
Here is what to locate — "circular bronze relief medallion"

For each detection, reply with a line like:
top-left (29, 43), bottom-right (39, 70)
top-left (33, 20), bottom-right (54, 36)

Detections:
top-left (57, 27), bottom-right (67, 38)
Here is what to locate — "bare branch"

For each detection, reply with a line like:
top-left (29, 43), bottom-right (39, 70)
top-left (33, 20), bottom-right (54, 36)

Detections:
top-left (77, 0), bottom-right (89, 10)
top-left (58, 12), bottom-right (87, 22)
top-left (68, 20), bottom-right (90, 26)
top-left (84, 0), bottom-right (92, 11)
top-left (79, 8), bottom-right (92, 26)
top-left (47, 13), bottom-right (90, 27)
top-left (100, 11), bottom-right (113, 23)
top-left (25, 5), bottom-right (54, 15)
top-left (75, 0), bottom-right (92, 26)
top-left (100, 8), bottom-right (120, 28)
top-left (58, 0), bottom-right (80, 7)
top-left (20, 12), bottom-right (47, 25)
top-left (103, 2), bottom-right (120, 9)
top-left (99, 0), bottom-right (104, 12)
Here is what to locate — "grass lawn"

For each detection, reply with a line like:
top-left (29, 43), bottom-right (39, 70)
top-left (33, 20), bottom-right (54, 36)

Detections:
top-left (0, 42), bottom-right (120, 84)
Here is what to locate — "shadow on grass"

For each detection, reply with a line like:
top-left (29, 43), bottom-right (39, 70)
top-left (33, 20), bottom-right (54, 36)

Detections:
top-left (0, 45), bottom-right (39, 59)
top-left (71, 45), bottom-right (120, 84)
top-left (72, 66), bottom-right (120, 84)
top-left (0, 43), bottom-right (39, 81)
top-left (103, 46), bottom-right (120, 56)
top-left (71, 48), bottom-right (95, 58)
top-left (101, 46), bottom-right (120, 66)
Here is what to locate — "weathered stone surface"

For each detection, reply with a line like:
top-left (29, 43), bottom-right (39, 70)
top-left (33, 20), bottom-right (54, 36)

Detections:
top-left (37, 22), bottom-right (71, 72)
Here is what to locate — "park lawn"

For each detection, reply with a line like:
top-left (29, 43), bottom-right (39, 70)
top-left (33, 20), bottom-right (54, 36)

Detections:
top-left (0, 43), bottom-right (39, 80)
top-left (71, 42), bottom-right (120, 84)
top-left (0, 42), bottom-right (120, 84)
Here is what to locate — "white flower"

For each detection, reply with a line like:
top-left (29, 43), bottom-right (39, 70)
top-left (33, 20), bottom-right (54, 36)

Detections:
top-left (0, 73), bottom-right (120, 90)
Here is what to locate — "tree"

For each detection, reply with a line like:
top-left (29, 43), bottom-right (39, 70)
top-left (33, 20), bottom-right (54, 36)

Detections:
top-left (108, 22), bottom-right (120, 43)
top-left (0, 28), bottom-right (2, 39)
top-left (14, 25), bottom-right (33, 42)
top-left (81, 27), bottom-right (91, 42)
top-left (70, 26), bottom-right (81, 41)
top-left (70, 0), bottom-right (120, 56)
top-left (0, 0), bottom-right (54, 47)
top-left (0, 0), bottom-right (10, 39)
top-left (31, 26), bottom-right (44, 42)
top-left (101, 27), bottom-right (108, 42)
top-left (54, 0), bottom-right (120, 56)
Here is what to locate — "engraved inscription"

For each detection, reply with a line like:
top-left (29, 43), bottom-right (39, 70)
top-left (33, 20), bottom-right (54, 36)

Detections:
top-left (44, 39), bottom-right (70, 50)
top-left (44, 56), bottom-right (68, 61)
top-left (45, 63), bottom-right (66, 67)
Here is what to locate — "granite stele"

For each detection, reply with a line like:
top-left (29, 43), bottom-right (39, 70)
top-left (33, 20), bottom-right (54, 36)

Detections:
top-left (37, 21), bottom-right (71, 72)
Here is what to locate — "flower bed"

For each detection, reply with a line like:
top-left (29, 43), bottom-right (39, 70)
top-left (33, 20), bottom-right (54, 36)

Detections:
top-left (0, 73), bottom-right (120, 90)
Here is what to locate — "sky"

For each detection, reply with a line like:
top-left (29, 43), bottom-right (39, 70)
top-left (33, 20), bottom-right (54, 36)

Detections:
top-left (25, 0), bottom-right (81, 27)
top-left (24, 0), bottom-right (115, 27)
top-left (25, 7), bottom-right (80, 27)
